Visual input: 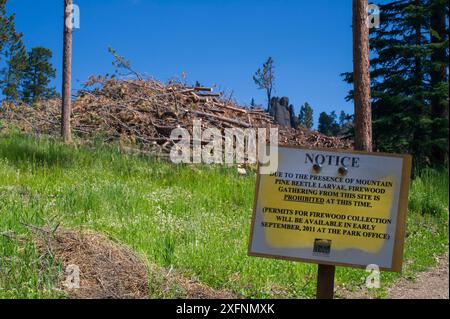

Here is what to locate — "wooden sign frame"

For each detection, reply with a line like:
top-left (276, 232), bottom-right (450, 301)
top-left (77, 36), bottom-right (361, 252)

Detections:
top-left (248, 145), bottom-right (412, 272)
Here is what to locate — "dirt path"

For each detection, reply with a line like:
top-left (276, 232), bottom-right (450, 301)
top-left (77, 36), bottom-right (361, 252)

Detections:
top-left (388, 254), bottom-right (449, 299)
top-left (338, 253), bottom-right (449, 299)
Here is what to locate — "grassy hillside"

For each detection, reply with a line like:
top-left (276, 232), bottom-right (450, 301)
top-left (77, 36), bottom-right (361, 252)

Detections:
top-left (0, 132), bottom-right (448, 299)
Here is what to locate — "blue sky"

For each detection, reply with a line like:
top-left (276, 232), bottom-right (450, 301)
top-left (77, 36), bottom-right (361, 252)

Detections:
top-left (5, 0), bottom-right (384, 126)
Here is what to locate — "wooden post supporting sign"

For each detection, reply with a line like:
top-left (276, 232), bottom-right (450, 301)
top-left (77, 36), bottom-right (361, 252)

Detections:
top-left (316, 265), bottom-right (336, 299)
top-left (312, 0), bottom-right (373, 299)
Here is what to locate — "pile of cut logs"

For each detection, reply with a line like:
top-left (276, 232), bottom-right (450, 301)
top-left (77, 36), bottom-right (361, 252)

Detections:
top-left (0, 77), bottom-right (353, 154)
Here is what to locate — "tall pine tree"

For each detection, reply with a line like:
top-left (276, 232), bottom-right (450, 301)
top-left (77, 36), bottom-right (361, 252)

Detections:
top-left (1, 31), bottom-right (27, 101)
top-left (1, 0), bottom-right (27, 101)
top-left (299, 102), bottom-right (314, 129)
top-left (343, 0), bottom-right (449, 166)
top-left (0, 0), bottom-right (13, 61)
top-left (318, 111), bottom-right (341, 136)
top-left (21, 47), bottom-right (57, 103)
top-left (429, 0), bottom-right (449, 163)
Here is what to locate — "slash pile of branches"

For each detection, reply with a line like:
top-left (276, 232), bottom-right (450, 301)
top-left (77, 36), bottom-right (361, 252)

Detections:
top-left (0, 77), bottom-right (353, 154)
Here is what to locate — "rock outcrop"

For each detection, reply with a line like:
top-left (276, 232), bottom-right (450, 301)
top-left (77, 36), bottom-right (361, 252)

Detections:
top-left (269, 97), bottom-right (294, 128)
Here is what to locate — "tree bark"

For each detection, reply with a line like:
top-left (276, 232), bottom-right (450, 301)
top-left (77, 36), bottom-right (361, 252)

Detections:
top-left (62, 0), bottom-right (73, 143)
top-left (414, 0), bottom-right (423, 86)
top-left (430, 0), bottom-right (448, 163)
top-left (352, 0), bottom-right (372, 152)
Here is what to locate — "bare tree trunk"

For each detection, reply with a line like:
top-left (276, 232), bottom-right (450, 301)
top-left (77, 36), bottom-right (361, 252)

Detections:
top-left (352, 0), bottom-right (372, 152)
top-left (62, 0), bottom-right (73, 143)
top-left (414, 0), bottom-right (423, 85)
top-left (430, 0), bottom-right (448, 163)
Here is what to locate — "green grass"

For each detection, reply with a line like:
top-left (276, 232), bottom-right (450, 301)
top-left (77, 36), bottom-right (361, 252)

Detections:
top-left (0, 131), bottom-right (448, 299)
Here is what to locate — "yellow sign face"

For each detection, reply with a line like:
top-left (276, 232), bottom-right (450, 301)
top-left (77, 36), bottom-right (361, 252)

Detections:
top-left (248, 146), bottom-right (412, 272)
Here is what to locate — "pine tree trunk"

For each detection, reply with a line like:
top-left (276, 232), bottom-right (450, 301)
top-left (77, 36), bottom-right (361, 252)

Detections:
top-left (414, 0), bottom-right (423, 85)
top-left (412, 0), bottom-right (424, 160)
top-left (62, 0), bottom-right (73, 143)
top-left (352, 0), bottom-right (372, 152)
top-left (267, 89), bottom-right (272, 112)
top-left (430, 0), bottom-right (448, 163)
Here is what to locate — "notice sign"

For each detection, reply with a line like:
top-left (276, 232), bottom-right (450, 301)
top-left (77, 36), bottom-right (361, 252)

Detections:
top-left (249, 146), bottom-right (412, 272)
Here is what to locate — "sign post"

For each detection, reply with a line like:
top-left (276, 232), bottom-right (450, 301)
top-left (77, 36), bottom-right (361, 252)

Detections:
top-left (316, 264), bottom-right (335, 299)
top-left (248, 146), bottom-right (412, 299)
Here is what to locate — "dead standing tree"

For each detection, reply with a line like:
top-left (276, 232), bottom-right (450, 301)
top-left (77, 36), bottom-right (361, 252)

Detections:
top-left (352, 0), bottom-right (372, 152)
top-left (316, 0), bottom-right (373, 300)
top-left (253, 57), bottom-right (275, 111)
top-left (62, 0), bottom-right (73, 143)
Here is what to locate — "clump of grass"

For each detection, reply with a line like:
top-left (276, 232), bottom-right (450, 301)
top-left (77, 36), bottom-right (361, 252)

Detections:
top-left (0, 234), bottom-right (65, 299)
top-left (409, 168), bottom-right (449, 217)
